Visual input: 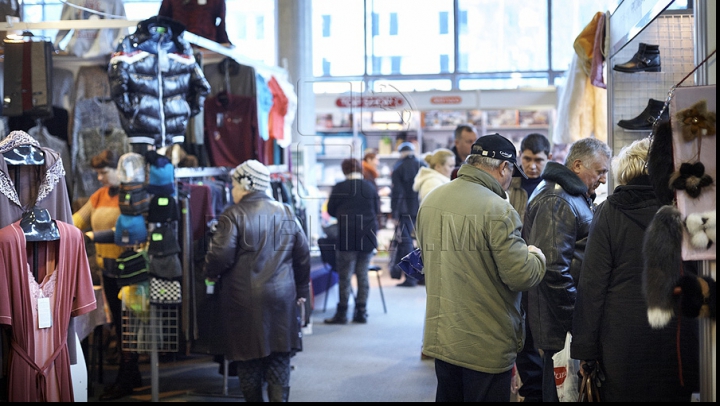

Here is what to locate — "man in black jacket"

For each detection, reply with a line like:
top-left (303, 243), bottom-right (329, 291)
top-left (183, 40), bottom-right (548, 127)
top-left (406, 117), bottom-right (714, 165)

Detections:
top-left (390, 142), bottom-right (426, 287)
top-left (522, 137), bottom-right (611, 402)
top-left (325, 158), bottom-right (380, 324)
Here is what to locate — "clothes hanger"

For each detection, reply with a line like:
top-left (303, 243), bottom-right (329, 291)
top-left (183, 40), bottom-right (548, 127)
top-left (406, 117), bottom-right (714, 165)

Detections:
top-left (21, 206), bottom-right (60, 242)
top-left (21, 206), bottom-right (60, 283)
top-left (2, 144), bottom-right (45, 165)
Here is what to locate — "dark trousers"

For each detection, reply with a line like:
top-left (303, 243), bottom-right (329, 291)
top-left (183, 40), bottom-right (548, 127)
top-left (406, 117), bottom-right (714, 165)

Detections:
top-left (515, 293), bottom-right (543, 401)
top-left (541, 350), bottom-right (560, 402)
top-left (435, 358), bottom-right (512, 402)
top-left (392, 215), bottom-right (416, 280)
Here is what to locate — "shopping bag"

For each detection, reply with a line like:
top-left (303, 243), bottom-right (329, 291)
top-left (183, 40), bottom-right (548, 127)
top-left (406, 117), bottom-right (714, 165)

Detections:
top-left (552, 332), bottom-right (580, 402)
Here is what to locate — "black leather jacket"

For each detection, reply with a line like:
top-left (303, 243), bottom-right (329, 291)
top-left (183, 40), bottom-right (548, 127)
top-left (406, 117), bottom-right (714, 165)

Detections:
top-left (204, 192), bottom-right (310, 361)
top-left (109, 16), bottom-right (211, 149)
top-left (522, 161), bottom-right (595, 351)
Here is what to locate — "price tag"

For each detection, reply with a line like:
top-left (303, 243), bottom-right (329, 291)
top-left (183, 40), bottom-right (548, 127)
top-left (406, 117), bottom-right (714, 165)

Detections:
top-left (205, 279), bottom-right (215, 294)
top-left (38, 297), bottom-right (52, 329)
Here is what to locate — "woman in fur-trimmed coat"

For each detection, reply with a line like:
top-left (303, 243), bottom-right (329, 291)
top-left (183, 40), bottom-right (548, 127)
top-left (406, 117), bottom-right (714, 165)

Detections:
top-left (570, 138), bottom-right (699, 402)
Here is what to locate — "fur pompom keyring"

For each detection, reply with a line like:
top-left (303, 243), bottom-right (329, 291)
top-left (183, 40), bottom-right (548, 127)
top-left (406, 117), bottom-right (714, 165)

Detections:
top-left (685, 210), bottom-right (716, 249)
top-left (675, 100), bottom-right (716, 142)
top-left (668, 161), bottom-right (714, 198)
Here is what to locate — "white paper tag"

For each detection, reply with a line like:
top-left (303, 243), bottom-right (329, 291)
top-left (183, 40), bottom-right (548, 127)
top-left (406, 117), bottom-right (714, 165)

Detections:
top-left (206, 283), bottom-right (214, 295)
top-left (198, 0), bottom-right (207, 5)
top-left (38, 297), bottom-right (52, 329)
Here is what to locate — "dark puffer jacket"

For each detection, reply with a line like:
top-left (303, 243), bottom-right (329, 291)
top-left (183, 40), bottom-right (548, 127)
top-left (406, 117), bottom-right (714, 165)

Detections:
top-left (522, 161), bottom-right (594, 351)
top-left (109, 16), bottom-right (211, 149)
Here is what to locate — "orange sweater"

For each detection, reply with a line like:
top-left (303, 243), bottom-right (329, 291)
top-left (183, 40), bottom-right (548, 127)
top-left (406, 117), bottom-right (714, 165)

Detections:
top-left (72, 186), bottom-right (124, 269)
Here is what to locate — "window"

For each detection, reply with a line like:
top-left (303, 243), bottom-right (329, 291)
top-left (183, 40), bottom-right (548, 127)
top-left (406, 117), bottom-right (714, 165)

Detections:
top-left (440, 54), bottom-right (449, 73)
top-left (322, 15), bottom-right (331, 37)
top-left (389, 13), bottom-right (398, 35)
top-left (439, 11), bottom-right (449, 35)
top-left (372, 13), bottom-right (379, 36)
top-left (236, 14), bottom-right (247, 40)
top-left (322, 58), bottom-right (331, 76)
top-left (256, 15), bottom-right (265, 40)
top-left (458, 10), bottom-right (468, 35)
top-left (372, 56), bottom-right (383, 74)
top-left (390, 56), bottom-right (401, 74)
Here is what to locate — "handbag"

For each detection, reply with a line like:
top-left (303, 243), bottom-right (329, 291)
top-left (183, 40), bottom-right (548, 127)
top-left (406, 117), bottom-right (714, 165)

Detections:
top-left (149, 277), bottom-right (182, 305)
top-left (552, 332), bottom-right (580, 402)
top-left (398, 248), bottom-right (424, 283)
top-left (578, 361), bottom-right (603, 402)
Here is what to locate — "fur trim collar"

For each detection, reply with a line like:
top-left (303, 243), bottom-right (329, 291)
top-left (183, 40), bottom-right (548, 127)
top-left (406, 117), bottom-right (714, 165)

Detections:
top-left (541, 161), bottom-right (588, 196)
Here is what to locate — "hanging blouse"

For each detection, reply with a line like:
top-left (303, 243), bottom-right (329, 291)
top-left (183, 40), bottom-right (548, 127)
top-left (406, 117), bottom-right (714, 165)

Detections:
top-left (0, 221), bottom-right (96, 401)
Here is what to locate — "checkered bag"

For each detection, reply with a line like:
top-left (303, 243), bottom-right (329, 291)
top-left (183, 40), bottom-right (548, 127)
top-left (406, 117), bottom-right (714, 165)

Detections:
top-left (149, 277), bottom-right (182, 305)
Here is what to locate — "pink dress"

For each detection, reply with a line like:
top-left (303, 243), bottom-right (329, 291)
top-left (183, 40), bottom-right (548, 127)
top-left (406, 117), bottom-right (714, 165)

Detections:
top-left (0, 221), bottom-right (96, 402)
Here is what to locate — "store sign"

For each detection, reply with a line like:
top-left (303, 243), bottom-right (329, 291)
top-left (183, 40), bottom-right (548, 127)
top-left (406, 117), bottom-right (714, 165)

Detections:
top-left (335, 96), bottom-right (405, 109)
top-left (430, 96), bottom-right (462, 105)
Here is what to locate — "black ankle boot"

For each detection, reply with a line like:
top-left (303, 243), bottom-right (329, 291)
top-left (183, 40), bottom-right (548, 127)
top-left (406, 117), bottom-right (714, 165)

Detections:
top-left (613, 42), bottom-right (661, 73)
top-left (352, 306), bottom-right (367, 324)
top-left (618, 98), bottom-right (669, 131)
top-left (324, 304), bottom-right (348, 324)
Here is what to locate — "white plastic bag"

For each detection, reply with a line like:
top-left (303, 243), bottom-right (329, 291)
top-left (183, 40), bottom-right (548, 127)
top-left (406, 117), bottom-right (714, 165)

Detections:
top-left (552, 332), bottom-right (580, 402)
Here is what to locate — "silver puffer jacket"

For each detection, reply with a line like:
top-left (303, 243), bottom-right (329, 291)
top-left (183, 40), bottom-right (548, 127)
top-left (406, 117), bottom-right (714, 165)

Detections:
top-left (109, 16), bottom-right (211, 149)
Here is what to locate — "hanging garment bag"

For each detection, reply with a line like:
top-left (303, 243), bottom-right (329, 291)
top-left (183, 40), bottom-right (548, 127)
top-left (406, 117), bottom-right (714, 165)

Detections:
top-left (2, 38), bottom-right (54, 118)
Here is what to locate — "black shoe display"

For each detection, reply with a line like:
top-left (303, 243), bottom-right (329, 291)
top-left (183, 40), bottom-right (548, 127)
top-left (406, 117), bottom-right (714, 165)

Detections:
top-left (613, 42), bottom-right (661, 73)
top-left (617, 98), bottom-right (669, 131)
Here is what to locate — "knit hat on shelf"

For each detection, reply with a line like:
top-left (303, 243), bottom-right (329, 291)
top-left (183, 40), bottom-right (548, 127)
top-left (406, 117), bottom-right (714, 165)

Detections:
top-left (146, 150), bottom-right (175, 196)
top-left (232, 159), bottom-right (271, 192)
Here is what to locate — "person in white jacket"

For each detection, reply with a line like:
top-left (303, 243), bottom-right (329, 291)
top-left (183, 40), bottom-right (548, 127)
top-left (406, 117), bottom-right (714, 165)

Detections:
top-left (413, 148), bottom-right (455, 203)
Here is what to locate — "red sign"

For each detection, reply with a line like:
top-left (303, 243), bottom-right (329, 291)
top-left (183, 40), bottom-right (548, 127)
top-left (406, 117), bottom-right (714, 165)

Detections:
top-left (335, 96), bottom-right (405, 108)
top-left (430, 96), bottom-right (462, 104)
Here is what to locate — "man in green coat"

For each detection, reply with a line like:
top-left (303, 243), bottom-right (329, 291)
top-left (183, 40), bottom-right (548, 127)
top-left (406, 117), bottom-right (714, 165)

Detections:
top-left (416, 133), bottom-right (546, 402)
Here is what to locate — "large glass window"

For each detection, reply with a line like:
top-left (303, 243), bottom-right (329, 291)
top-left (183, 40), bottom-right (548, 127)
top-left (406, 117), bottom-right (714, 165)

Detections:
top-left (312, 0), bottom-right (365, 77)
top-left (312, 0), bottom-right (622, 92)
top-left (458, 0), bottom-right (548, 73)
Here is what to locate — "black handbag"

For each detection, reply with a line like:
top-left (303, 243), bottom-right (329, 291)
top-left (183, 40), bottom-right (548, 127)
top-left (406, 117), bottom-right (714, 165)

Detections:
top-left (578, 361), bottom-right (603, 402)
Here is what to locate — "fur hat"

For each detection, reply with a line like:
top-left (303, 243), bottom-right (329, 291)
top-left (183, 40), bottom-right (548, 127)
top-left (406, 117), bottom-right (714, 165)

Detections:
top-left (642, 205), bottom-right (684, 329)
top-left (232, 160), bottom-right (270, 192)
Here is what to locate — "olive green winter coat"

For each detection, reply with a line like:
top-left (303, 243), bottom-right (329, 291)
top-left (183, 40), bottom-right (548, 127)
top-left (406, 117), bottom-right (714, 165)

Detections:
top-left (416, 164), bottom-right (546, 374)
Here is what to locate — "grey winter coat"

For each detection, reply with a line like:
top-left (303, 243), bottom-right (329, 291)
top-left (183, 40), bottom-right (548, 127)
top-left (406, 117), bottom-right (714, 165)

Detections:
top-left (417, 164), bottom-right (546, 374)
top-left (204, 192), bottom-right (311, 361)
top-left (108, 16), bottom-right (211, 148)
top-left (523, 161), bottom-right (594, 351)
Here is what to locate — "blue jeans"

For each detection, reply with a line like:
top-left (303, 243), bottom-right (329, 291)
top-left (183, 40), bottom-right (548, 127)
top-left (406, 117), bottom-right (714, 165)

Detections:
top-left (335, 250), bottom-right (372, 308)
top-left (435, 358), bottom-right (512, 402)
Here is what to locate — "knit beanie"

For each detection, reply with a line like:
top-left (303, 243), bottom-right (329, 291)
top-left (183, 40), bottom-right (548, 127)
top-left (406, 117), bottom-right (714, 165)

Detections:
top-left (232, 159), bottom-right (270, 192)
top-left (146, 150), bottom-right (175, 196)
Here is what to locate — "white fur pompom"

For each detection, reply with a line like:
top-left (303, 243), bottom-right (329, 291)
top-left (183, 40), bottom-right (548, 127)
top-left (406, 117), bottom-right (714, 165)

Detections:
top-left (647, 307), bottom-right (674, 329)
